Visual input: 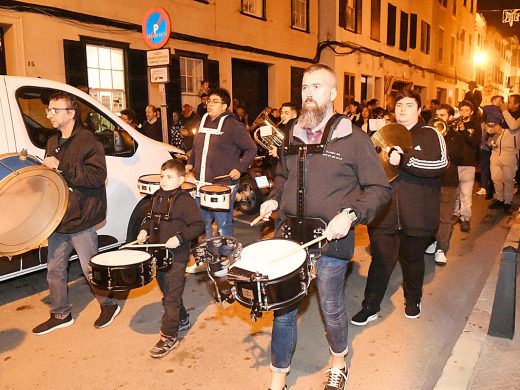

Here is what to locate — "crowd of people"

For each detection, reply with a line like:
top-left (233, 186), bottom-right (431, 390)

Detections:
top-left (33, 71), bottom-right (520, 390)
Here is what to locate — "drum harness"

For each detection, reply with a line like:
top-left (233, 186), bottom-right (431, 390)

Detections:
top-left (282, 113), bottom-right (344, 277)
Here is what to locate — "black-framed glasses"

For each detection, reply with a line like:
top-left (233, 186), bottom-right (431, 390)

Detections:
top-left (45, 107), bottom-right (72, 116)
top-left (207, 99), bottom-right (223, 105)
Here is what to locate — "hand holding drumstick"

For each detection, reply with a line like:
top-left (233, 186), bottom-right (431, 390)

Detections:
top-left (250, 199), bottom-right (279, 226)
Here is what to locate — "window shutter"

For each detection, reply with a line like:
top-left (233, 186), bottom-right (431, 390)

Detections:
top-left (339, 0), bottom-right (347, 28)
top-left (63, 40), bottom-right (88, 87)
top-left (126, 48), bottom-right (149, 125)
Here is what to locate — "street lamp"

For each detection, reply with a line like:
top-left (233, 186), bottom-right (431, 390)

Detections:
top-left (473, 51), bottom-right (488, 66)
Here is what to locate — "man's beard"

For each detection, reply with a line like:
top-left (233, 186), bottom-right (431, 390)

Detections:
top-left (299, 100), bottom-right (327, 129)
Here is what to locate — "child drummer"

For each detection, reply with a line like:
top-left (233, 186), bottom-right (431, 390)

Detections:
top-left (137, 159), bottom-right (204, 358)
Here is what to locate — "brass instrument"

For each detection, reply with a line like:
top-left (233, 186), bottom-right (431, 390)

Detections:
top-left (371, 123), bottom-right (413, 182)
top-left (428, 117), bottom-right (448, 137)
top-left (252, 113), bottom-right (284, 151)
top-left (447, 116), bottom-right (468, 131)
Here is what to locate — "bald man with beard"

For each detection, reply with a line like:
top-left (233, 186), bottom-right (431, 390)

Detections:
top-left (260, 64), bottom-right (391, 390)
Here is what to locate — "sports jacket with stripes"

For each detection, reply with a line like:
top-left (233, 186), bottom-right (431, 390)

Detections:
top-left (369, 122), bottom-right (448, 237)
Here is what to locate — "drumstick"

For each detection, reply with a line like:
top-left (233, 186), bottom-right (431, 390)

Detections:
top-left (270, 235), bottom-right (328, 263)
top-left (119, 239), bottom-right (140, 249)
top-left (214, 174), bottom-right (231, 181)
top-left (122, 243), bottom-right (167, 249)
top-left (250, 214), bottom-right (267, 226)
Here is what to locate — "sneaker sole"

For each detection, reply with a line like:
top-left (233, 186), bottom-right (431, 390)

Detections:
top-left (434, 261), bottom-right (447, 266)
top-left (405, 303), bottom-right (421, 319)
top-left (95, 305), bottom-right (121, 329)
top-left (149, 342), bottom-right (179, 359)
top-left (178, 322), bottom-right (191, 332)
top-left (33, 318), bottom-right (75, 335)
top-left (351, 313), bottom-right (378, 326)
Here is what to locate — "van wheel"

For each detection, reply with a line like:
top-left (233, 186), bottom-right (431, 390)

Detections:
top-left (236, 176), bottom-right (262, 215)
top-left (126, 197), bottom-right (152, 242)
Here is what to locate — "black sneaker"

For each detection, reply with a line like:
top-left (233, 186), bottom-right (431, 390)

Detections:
top-left (94, 304), bottom-right (121, 329)
top-left (178, 316), bottom-right (191, 331)
top-left (504, 203), bottom-right (512, 214)
top-left (324, 366), bottom-right (349, 390)
top-left (460, 219), bottom-right (470, 233)
top-left (351, 308), bottom-right (378, 326)
top-left (149, 335), bottom-right (178, 358)
top-left (32, 313), bottom-right (74, 335)
top-left (404, 300), bottom-right (421, 319)
top-left (489, 200), bottom-right (505, 209)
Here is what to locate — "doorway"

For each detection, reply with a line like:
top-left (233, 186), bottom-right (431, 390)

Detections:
top-left (232, 59), bottom-right (268, 120)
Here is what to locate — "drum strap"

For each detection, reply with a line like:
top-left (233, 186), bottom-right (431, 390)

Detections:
top-left (147, 190), bottom-right (182, 243)
top-left (198, 114), bottom-right (227, 185)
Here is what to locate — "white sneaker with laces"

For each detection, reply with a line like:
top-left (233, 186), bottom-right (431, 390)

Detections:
top-left (425, 241), bottom-right (437, 255)
top-left (434, 249), bottom-right (447, 265)
top-left (476, 188), bottom-right (487, 196)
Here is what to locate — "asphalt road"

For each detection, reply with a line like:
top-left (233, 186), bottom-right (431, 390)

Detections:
top-left (0, 195), bottom-right (515, 389)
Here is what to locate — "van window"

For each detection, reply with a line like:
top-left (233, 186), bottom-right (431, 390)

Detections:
top-left (15, 86), bottom-right (136, 157)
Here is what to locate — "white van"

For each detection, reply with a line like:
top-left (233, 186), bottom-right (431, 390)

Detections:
top-left (0, 76), bottom-right (183, 281)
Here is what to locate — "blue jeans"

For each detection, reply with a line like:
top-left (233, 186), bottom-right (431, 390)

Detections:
top-left (271, 256), bottom-right (349, 372)
top-left (47, 227), bottom-right (115, 315)
top-left (197, 185), bottom-right (237, 237)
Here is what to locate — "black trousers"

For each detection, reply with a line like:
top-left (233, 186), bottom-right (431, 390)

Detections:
top-left (156, 261), bottom-right (189, 338)
top-left (363, 230), bottom-right (431, 311)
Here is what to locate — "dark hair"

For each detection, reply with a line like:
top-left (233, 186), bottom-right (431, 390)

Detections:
top-left (437, 103), bottom-right (455, 117)
top-left (395, 89), bottom-right (422, 109)
top-left (208, 87), bottom-right (231, 107)
top-left (367, 98), bottom-right (378, 107)
top-left (458, 99), bottom-right (474, 111)
top-left (120, 108), bottom-right (137, 123)
top-left (281, 102), bottom-right (298, 112)
top-left (510, 94), bottom-right (520, 106)
top-left (372, 106), bottom-right (385, 119)
top-left (160, 159), bottom-right (185, 176)
top-left (48, 91), bottom-right (81, 122)
top-left (200, 93), bottom-right (209, 98)
top-left (430, 99), bottom-right (440, 105)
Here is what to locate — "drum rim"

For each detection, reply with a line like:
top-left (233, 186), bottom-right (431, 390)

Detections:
top-left (138, 173), bottom-right (161, 183)
top-left (200, 184), bottom-right (231, 194)
top-left (90, 249), bottom-right (151, 266)
top-left (0, 160), bottom-right (69, 256)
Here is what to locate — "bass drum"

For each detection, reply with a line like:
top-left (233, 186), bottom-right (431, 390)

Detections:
top-left (0, 152), bottom-right (68, 256)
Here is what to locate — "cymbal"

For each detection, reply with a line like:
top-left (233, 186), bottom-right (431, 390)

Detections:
top-left (371, 123), bottom-right (413, 182)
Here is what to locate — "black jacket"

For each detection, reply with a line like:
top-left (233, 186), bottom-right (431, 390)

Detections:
top-left (45, 123), bottom-right (107, 233)
top-left (459, 119), bottom-right (482, 166)
top-left (269, 114), bottom-right (392, 259)
top-left (442, 129), bottom-right (464, 187)
top-left (141, 188), bottom-right (204, 264)
top-left (369, 122), bottom-right (448, 236)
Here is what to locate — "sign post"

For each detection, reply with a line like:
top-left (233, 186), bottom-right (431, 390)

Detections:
top-left (142, 7), bottom-right (172, 144)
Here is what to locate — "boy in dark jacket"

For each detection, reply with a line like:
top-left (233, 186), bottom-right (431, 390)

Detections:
top-left (137, 159), bottom-right (204, 358)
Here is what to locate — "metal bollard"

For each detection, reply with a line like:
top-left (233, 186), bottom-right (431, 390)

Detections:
top-left (488, 246), bottom-right (517, 339)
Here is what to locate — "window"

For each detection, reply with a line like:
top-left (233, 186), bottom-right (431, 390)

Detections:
top-left (343, 73), bottom-right (355, 110)
top-left (291, 0), bottom-right (309, 31)
top-left (339, 0), bottom-right (362, 33)
top-left (453, 0), bottom-right (457, 15)
top-left (463, 0), bottom-right (467, 6)
top-left (459, 29), bottom-right (465, 55)
top-left (450, 35), bottom-right (456, 66)
top-left (468, 34), bottom-right (472, 57)
top-left (371, 0), bottom-right (381, 41)
top-left (399, 12), bottom-right (409, 51)
top-left (438, 0), bottom-right (447, 7)
top-left (179, 57), bottom-right (204, 95)
top-left (241, 0), bottom-right (265, 19)
top-left (410, 14), bottom-right (417, 49)
top-left (438, 29), bottom-right (444, 62)
top-left (420, 21), bottom-right (431, 54)
top-left (86, 45), bottom-right (126, 113)
top-left (15, 86), bottom-right (135, 157)
top-left (387, 4), bottom-right (397, 46)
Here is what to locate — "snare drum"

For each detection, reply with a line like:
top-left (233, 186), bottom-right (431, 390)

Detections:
top-left (89, 250), bottom-right (155, 291)
top-left (0, 152), bottom-right (68, 256)
top-left (229, 238), bottom-right (310, 312)
top-left (137, 174), bottom-right (161, 195)
top-left (180, 182), bottom-right (197, 198)
top-left (199, 185), bottom-right (231, 211)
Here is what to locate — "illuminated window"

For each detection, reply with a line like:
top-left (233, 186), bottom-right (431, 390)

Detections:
top-left (86, 44), bottom-right (126, 113)
top-left (241, 0), bottom-right (265, 19)
top-left (292, 0), bottom-right (308, 31)
top-left (180, 57), bottom-right (204, 95)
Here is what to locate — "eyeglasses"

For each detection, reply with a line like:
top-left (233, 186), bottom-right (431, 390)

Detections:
top-left (45, 107), bottom-right (73, 116)
top-left (207, 99), bottom-right (224, 105)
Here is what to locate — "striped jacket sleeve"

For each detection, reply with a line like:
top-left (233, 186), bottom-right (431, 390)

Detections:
top-left (399, 125), bottom-right (448, 178)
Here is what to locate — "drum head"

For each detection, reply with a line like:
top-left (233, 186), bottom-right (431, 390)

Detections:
top-left (0, 158), bottom-right (68, 256)
top-left (91, 250), bottom-right (151, 266)
top-left (232, 239), bottom-right (306, 280)
top-left (200, 184), bottom-right (230, 194)
top-left (181, 182), bottom-right (196, 190)
top-left (139, 174), bottom-right (161, 184)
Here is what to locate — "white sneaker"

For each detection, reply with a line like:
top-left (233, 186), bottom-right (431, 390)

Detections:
top-left (185, 263), bottom-right (207, 274)
top-left (425, 241), bottom-right (437, 255)
top-left (434, 249), bottom-right (447, 265)
top-left (476, 188), bottom-right (487, 196)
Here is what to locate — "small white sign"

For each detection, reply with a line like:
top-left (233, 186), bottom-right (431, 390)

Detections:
top-left (147, 48), bottom-right (171, 66)
top-left (149, 66), bottom-right (170, 84)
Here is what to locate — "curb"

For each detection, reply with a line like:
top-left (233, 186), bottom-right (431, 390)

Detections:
top-left (434, 211), bottom-right (520, 389)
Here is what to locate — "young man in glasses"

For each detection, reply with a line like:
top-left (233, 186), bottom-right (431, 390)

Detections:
top-left (186, 87), bottom-right (256, 240)
top-left (33, 92), bottom-right (120, 335)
